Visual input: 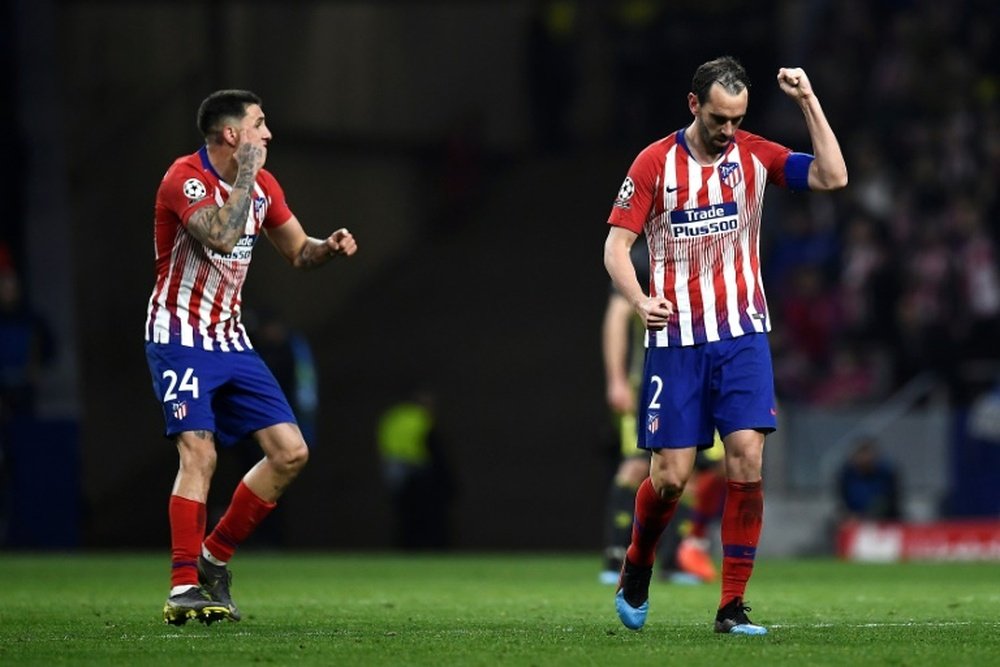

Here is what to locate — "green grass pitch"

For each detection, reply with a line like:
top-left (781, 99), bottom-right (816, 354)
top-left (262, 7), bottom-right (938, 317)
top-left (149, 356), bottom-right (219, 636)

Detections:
top-left (1, 553), bottom-right (998, 666)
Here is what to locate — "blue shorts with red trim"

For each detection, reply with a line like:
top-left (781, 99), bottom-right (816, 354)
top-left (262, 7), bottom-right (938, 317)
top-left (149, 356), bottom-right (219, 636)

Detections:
top-left (145, 342), bottom-right (297, 447)
top-left (636, 333), bottom-right (777, 450)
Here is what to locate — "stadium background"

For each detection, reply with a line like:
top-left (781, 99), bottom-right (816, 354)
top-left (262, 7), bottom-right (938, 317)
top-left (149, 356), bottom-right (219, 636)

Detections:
top-left (3, 1), bottom-right (999, 553)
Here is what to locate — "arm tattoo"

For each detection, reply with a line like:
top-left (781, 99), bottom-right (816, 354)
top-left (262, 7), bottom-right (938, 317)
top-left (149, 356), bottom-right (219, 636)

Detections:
top-left (187, 176), bottom-right (254, 253)
top-left (296, 239), bottom-right (329, 270)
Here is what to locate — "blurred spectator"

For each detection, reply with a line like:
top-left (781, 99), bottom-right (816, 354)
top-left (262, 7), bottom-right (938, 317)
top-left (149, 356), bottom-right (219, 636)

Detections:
top-left (763, 206), bottom-right (839, 304)
top-left (376, 389), bottom-right (457, 550)
top-left (245, 309), bottom-right (318, 446)
top-left (950, 198), bottom-right (1000, 361)
top-left (892, 220), bottom-right (958, 387)
top-left (0, 267), bottom-right (54, 419)
top-left (0, 262), bottom-right (55, 547)
top-left (779, 264), bottom-right (841, 374)
top-left (838, 213), bottom-right (896, 343)
top-left (809, 342), bottom-right (885, 408)
top-left (836, 437), bottom-right (902, 522)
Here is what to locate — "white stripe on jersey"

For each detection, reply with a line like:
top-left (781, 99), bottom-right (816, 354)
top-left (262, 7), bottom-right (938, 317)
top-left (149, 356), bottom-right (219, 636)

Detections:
top-left (700, 167), bottom-right (724, 342)
top-left (149, 283), bottom-right (172, 344)
top-left (721, 234), bottom-right (744, 338)
top-left (198, 267), bottom-right (220, 351)
top-left (675, 155), bottom-right (704, 346)
top-left (175, 234), bottom-right (199, 348)
top-left (726, 144), bottom-right (749, 337)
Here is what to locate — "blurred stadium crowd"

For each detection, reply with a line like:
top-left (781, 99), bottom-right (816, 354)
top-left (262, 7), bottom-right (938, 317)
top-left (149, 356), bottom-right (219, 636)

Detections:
top-left (760, 1), bottom-right (999, 409)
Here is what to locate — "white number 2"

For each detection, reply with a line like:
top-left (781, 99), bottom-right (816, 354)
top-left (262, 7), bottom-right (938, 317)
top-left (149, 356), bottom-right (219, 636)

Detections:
top-left (162, 368), bottom-right (200, 401)
top-left (648, 375), bottom-right (663, 410)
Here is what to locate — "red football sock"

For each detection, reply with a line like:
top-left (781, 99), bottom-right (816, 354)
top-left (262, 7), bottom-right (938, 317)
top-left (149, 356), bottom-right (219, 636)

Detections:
top-left (169, 495), bottom-right (207, 588)
top-left (203, 481), bottom-right (277, 563)
top-left (720, 480), bottom-right (763, 607)
top-left (690, 469), bottom-right (728, 539)
top-left (625, 477), bottom-right (680, 568)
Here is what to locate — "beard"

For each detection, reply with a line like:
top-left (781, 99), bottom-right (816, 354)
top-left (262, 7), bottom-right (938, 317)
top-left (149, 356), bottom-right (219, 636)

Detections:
top-left (703, 127), bottom-right (731, 154)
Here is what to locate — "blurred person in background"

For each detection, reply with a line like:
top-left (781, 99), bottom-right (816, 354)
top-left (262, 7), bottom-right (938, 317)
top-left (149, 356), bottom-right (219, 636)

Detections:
top-left (0, 260), bottom-right (55, 546)
top-left (0, 266), bottom-right (54, 421)
top-left (376, 388), bottom-right (456, 550)
top-left (145, 89), bottom-right (357, 626)
top-left (836, 437), bottom-right (901, 522)
top-left (604, 57), bottom-right (847, 635)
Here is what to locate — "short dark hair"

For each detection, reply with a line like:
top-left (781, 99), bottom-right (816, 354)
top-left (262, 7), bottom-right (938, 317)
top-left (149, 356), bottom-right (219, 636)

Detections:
top-left (196, 89), bottom-right (262, 139)
top-left (691, 57), bottom-right (749, 104)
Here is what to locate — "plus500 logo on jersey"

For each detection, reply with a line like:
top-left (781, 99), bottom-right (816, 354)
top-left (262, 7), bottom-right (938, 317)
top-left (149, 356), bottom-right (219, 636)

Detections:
top-left (669, 202), bottom-right (738, 238)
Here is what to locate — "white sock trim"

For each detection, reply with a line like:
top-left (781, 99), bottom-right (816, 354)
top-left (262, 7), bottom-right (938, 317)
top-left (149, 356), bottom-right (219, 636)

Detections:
top-left (170, 584), bottom-right (197, 596)
top-left (201, 544), bottom-right (226, 566)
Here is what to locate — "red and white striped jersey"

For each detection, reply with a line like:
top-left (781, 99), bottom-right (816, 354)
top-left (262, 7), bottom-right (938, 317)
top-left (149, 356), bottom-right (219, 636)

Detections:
top-left (145, 146), bottom-right (293, 351)
top-left (608, 128), bottom-right (812, 347)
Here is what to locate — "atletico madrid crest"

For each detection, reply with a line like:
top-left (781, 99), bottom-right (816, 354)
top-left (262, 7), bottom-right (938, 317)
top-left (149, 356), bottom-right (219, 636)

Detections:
top-left (172, 401), bottom-right (188, 420)
top-left (647, 413), bottom-right (659, 435)
top-left (719, 161), bottom-right (742, 188)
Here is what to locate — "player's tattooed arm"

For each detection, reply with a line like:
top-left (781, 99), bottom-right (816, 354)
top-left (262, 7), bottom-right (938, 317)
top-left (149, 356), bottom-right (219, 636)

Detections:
top-left (265, 217), bottom-right (358, 270)
top-left (296, 238), bottom-right (334, 269)
top-left (293, 229), bottom-right (358, 269)
top-left (186, 142), bottom-right (265, 254)
top-left (187, 204), bottom-right (239, 255)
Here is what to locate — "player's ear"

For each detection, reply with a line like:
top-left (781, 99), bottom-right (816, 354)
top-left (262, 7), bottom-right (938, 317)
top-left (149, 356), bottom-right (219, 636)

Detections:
top-left (221, 124), bottom-right (240, 147)
top-left (687, 92), bottom-right (699, 116)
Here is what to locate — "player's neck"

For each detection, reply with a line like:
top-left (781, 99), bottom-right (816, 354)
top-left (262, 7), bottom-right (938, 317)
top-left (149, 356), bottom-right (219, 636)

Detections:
top-left (683, 125), bottom-right (722, 166)
top-left (205, 143), bottom-right (239, 184)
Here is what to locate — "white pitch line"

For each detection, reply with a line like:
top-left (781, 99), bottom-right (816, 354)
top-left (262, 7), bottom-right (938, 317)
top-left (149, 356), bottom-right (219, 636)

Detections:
top-left (770, 621), bottom-right (1000, 629)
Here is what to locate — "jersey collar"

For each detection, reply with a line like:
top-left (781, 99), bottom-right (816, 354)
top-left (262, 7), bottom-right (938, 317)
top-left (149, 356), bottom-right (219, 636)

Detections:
top-left (198, 145), bottom-right (225, 182)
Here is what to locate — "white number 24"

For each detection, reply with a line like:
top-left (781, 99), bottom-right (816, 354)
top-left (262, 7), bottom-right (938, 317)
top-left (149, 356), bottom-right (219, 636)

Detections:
top-left (162, 368), bottom-right (200, 401)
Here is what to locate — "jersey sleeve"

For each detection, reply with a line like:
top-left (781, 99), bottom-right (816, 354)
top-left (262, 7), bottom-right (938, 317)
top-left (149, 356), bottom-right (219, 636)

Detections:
top-left (749, 134), bottom-right (814, 192)
top-left (158, 162), bottom-right (218, 227)
top-left (607, 144), bottom-right (660, 234)
top-left (257, 169), bottom-right (294, 229)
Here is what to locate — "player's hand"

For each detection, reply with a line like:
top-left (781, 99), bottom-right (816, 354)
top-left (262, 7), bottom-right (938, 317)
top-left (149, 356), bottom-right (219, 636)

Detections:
top-left (324, 227), bottom-right (358, 257)
top-left (637, 296), bottom-right (674, 331)
top-left (234, 126), bottom-right (268, 175)
top-left (607, 377), bottom-right (636, 414)
top-left (777, 67), bottom-right (814, 101)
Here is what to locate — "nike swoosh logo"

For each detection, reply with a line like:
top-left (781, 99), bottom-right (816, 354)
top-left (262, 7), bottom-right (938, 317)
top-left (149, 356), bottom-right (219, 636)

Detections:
top-left (665, 185), bottom-right (678, 193)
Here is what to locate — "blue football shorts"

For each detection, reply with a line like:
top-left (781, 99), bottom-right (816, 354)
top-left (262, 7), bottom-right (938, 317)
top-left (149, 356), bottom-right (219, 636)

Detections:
top-left (145, 342), bottom-right (297, 447)
top-left (636, 333), bottom-right (777, 450)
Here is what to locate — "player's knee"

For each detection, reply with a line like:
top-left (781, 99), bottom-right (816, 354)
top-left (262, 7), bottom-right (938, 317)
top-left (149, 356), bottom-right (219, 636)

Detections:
top-left (271, 441), bottom-right (309, 476)
top-left (291, 442), bottom-right (309, 471)
top-left (725, 448), bottom-right (762, 480)
top-left (650, 473), bottom-right (687, 501)
top-left (176, 435), bottom-right (217, 477)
